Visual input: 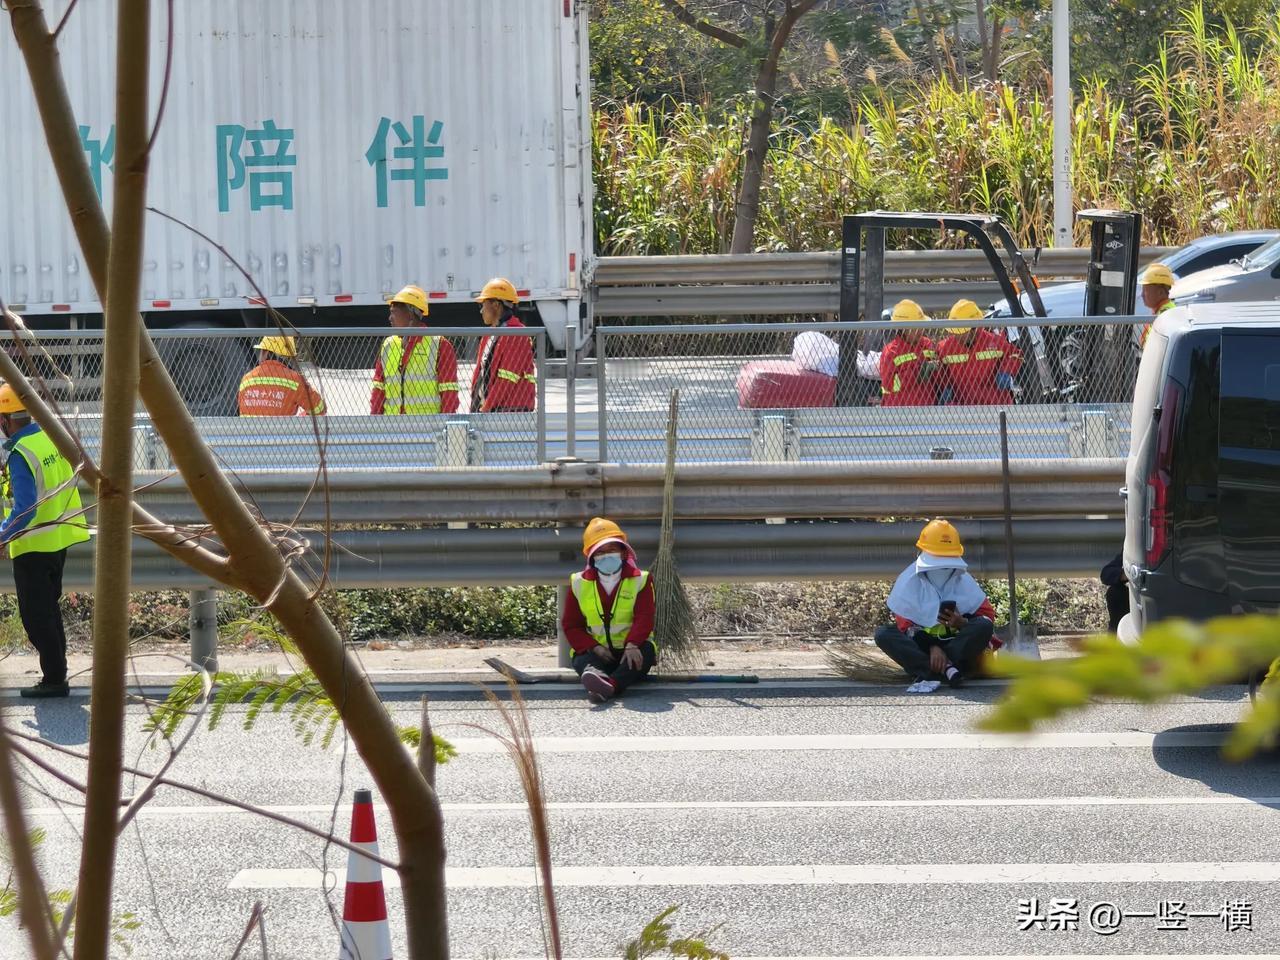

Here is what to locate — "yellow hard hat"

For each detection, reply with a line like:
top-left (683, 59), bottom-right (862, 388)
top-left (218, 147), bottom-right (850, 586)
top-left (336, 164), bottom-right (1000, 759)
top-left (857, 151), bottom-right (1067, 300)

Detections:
top-left (1139, 262), bottom-right (1176, 288)
top-left (916, 518), bottom-right (964, 557)
top-left (946, 298), bottom-right (984, 336)
top-left (475, 278), bottom-right (519, 304)
top-left (583, 516), bottom-right (627, 557)
top-left (253, 335), bottom-right (296, 358)
top-left (0, 384), bottom-right (25, 414)
top-left (891, 299), bottom-right (927, 322)
top-left (389, 284), bottom-right (429, 315)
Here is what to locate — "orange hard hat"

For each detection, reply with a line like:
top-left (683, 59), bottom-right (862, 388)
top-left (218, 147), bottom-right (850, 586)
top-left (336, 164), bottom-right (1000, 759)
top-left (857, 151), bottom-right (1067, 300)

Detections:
top-left (583, 517), bottom-right (627, 557)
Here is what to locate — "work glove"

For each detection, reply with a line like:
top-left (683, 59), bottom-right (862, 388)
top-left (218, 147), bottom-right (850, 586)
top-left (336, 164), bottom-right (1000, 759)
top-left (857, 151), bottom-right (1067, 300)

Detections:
top-left (939, 387), bottom-right (955, 405)
top-left (918, 360), bottom-right (939, 383)
top-left (995, 371), bottom-right (1015, 391)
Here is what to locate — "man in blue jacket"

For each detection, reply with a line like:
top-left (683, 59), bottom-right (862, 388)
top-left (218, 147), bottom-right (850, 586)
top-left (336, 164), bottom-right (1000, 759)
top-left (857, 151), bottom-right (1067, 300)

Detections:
top-left (0, 384), bottom-right (90, 697)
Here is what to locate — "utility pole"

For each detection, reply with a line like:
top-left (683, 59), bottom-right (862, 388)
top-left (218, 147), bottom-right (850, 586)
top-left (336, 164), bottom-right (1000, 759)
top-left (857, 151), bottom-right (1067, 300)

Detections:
top-left (1052, 0), bottom-right (1072, 247)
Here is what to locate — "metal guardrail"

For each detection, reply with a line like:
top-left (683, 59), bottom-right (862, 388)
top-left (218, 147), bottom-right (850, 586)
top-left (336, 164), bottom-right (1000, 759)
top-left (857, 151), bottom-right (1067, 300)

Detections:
top-left (592, 247), bottom-right (1175, 316)
top-left (113, 459), bottom-right (1126, 525)
top-left (0, 518), bottom-right (1124, 591)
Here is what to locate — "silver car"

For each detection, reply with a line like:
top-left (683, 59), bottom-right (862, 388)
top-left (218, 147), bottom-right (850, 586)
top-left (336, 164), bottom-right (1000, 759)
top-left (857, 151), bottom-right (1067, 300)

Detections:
top-left (1173, 232), bottom-right (1280, 305)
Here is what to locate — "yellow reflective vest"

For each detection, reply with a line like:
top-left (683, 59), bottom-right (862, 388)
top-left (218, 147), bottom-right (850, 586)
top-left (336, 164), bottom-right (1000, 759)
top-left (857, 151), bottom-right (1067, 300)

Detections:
top-left (569, 571), bottom-right (656, 652)
top-left (4, 427), bottom-right (90, 558)
top-left (375, 335), bottom-right (444, 415)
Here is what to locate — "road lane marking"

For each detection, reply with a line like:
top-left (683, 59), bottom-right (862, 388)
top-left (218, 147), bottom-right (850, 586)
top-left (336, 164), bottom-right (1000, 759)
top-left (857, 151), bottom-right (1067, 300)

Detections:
top-left (444, 730), bottom-right (1232, 754)
top-left (231, 861), bottom-right (1280, 890)
top-left (24, 794), bottom-right (1280, 819)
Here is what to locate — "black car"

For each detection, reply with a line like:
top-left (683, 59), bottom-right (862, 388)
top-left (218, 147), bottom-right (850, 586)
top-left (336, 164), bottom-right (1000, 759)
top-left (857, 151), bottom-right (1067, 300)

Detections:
top-left (1120, 302), bottom-right (1280, 642)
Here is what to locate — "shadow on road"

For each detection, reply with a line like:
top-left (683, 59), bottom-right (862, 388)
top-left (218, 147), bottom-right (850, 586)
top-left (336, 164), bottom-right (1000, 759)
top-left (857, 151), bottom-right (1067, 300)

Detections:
top-left (1153, 723), bottom-right (1280, 806)
top-left (22, 698), bottom-right (90, 745)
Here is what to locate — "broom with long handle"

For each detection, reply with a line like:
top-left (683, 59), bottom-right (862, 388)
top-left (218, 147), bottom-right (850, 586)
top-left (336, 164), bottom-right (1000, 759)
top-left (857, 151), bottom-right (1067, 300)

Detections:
top-left (651, 389), bottom-right (700, 672)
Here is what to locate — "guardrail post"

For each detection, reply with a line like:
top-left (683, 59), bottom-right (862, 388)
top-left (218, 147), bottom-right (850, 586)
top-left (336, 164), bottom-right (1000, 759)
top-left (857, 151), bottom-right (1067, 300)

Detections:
top-left (189, 589), bottom-right (218, 673)
top-left (754, 415), bottom-right (791, 462)
top-left (556, 584), bottom-right (572, 669)
top-left (536, 333), bottom-right (547, 463)
top-left (437, 420), bottom-right (472, 468)
top-left (595, 326), bottom-right (607, 463)
top-left (565, 317), bottom-right (578, 459)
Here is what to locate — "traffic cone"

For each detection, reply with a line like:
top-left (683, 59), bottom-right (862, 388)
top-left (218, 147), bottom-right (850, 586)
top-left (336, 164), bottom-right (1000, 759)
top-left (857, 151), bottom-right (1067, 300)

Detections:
top-left (339, 789), bottom-right (392, 960)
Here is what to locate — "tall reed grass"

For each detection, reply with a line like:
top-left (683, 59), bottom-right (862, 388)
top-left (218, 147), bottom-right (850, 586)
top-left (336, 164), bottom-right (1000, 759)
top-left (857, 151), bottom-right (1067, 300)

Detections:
top-left (593, 6), bottom-right (1280, 254)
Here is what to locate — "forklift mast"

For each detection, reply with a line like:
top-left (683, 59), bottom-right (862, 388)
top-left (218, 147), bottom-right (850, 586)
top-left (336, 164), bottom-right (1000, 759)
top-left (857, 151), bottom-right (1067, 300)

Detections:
top-left (836, 212), bottom-right (1051, 404)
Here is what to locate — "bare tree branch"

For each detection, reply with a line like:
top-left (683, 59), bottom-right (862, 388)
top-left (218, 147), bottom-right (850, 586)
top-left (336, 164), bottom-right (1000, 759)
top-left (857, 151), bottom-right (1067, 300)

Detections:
top-left (50, 0), bottom-right (78, 42)
top-left (656, 0), bottom-right (747, 48)
top-left (5, 729), bottom-right (401, 871)
top-left (0, 711), bottom-right (58, 960)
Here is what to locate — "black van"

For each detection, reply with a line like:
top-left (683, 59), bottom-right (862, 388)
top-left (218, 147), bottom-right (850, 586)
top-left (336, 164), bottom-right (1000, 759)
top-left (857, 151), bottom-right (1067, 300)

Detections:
top-left (1120, 303), bottom-right (1280, 642)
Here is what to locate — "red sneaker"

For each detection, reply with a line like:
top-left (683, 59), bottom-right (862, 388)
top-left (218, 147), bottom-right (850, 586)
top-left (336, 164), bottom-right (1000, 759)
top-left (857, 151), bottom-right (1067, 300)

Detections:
top-left (580, 666), bottom-right (617, 702)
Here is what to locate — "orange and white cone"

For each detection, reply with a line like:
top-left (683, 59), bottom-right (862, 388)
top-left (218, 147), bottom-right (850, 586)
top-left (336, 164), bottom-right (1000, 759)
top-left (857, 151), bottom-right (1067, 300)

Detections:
top-left (339, 789), bottom-right (392, 960)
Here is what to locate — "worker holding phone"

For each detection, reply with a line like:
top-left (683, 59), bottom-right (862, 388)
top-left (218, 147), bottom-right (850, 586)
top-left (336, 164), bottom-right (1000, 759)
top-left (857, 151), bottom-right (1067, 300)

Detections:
top-left (875, 520), bottom-right (1000, 689)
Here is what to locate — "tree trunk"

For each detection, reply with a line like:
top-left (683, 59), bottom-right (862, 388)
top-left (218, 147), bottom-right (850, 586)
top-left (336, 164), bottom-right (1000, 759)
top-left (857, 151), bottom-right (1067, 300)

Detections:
top-left (729, 56), bottom-right (780, 254)
top-left (71, 2), bottom-right (148, 956)
top-left (7, 3), bottom-right (450, 956)
top-left (975, 0), bottom-right (991, 79)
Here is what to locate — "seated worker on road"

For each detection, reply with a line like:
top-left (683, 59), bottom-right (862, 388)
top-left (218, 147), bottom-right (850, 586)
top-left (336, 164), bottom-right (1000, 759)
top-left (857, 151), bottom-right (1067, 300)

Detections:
top-left (470, 278), bottom-right (536, 412)
top-left (875, 519), bottom-right (999, 689)
top-left (237, 336), bottom-right (326, 417)
top-left (1100, 552), bottom-right (1129, 633)
top-left (561, 517), bottom-right (657, 703)
top-left (937, 299), bottom-right (1022, 405)
top-left (879, 299), bottom-right (939, 407)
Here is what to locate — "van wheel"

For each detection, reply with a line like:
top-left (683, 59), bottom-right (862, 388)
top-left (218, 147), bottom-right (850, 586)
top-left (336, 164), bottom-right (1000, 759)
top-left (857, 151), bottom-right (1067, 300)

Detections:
top-left (153, 322), bottom-right (251, 416)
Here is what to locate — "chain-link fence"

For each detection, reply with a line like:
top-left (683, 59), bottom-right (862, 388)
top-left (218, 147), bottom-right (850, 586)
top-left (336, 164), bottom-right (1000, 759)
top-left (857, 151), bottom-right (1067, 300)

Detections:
top-left (597, 318), bottom-right (1147, 464)
top-left (1, 317), bottom-right (1147, 470)
top-left (2, 326), bottom-right (547, 470)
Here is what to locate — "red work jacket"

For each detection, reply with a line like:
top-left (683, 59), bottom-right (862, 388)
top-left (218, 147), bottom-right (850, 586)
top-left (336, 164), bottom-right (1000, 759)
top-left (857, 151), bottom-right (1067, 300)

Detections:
top-left (469, 318), bottom-right (536, 412)
top-left (937, 329), bottom-right (1022, 405)
top-left (879, 335), bottom-right (939, 407)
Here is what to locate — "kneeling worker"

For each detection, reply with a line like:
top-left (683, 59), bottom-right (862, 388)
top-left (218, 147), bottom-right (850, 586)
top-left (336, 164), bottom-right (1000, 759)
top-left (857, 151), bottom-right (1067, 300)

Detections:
top-left (561, 517), bottom-right (657, 703)
top-left (0, 385), bottom-right (90, 698)
top-left (875, 519), bottom-right (998, 688)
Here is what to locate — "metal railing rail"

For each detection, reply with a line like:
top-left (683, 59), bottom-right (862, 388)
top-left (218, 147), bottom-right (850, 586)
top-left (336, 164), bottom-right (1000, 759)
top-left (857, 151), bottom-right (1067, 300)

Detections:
top-left (592, 247), bottom-right (1175, 316)
top-left (0, 518), bottom-right (1124, 592)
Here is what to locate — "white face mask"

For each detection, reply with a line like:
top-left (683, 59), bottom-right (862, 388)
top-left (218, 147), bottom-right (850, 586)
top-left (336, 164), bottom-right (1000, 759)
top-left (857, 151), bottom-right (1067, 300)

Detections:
top-left (924, 569), bottom-right (953, 591)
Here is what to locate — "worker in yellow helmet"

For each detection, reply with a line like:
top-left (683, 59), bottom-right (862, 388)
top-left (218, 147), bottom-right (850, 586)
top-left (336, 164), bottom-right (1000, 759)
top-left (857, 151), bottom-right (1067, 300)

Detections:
top-left (1138, 262), bottom-right (1176, 349)
top-left (469, 278), bottom-right (536, 413)
top-left (561, 517), bottom-right (657, 703)
top-left (936, 299), bottom-right (1022, 405)
top-left (237, 335), bottom-right (326, 417)
top-left (875, 519), bottom-right (1000, 690)
top-left (878, 299), bottom-right (940, 406)
top-left (0, 384), bottom-right (90, 698)
top-left (370, 285), bottom-right (459, 415)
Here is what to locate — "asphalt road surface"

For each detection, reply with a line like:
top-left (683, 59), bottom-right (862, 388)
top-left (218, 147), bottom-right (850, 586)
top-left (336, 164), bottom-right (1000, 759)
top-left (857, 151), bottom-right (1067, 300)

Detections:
top-left (3, 678), bottom-right (1279, 958)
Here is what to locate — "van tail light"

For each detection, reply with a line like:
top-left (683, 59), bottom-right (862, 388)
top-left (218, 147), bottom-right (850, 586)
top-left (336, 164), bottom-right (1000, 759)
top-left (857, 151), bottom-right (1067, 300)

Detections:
top-left (1145, 380), bottom-right (1182, 568)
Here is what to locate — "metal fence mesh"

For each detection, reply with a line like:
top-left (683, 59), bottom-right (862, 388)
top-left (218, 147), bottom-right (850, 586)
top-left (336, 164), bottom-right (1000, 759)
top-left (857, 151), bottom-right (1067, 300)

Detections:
top-left (1, 317), bottom-right (1146, 471)
top-left (2, 326), bottom-right (547, 470)
top-left (598, 319), bottom-right (1146, 464)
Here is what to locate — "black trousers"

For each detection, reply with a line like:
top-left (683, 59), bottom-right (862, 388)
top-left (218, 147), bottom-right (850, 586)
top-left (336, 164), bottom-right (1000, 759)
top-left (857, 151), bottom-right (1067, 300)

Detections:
top-left (12, 548), bottom-right (70, 685)
top-left (1105, 582), bottom-right (1130, 633)
top-left (571, 641), bottom-right (657, 692)
top-left (874, 617), bottom-right (993, 680)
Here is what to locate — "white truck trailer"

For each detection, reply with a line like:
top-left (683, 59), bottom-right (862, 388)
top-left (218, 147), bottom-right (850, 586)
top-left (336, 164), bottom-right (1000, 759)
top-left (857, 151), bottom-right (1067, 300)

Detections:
top-left (0, 0), bottom-right (593, 409)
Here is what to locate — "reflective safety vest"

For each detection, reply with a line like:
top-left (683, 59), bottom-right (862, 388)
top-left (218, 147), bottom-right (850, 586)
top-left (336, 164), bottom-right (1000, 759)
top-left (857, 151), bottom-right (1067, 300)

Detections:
top-left (570, 570), bottom-right (656, 652)
top-left (377, 335), bottom-right (445, 415)
top-left (5, 428), bottom-right (90, 558)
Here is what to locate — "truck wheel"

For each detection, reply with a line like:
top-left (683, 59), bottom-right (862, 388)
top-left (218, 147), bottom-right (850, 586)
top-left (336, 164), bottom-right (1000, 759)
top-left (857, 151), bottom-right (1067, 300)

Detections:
top-left (154, 322), bottom-right (251, 416)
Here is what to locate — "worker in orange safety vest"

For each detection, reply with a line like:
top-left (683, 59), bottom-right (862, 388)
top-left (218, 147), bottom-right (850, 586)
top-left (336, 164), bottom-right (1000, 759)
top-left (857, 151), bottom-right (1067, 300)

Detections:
top-left (237, 335), bottom-right (326, 417)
